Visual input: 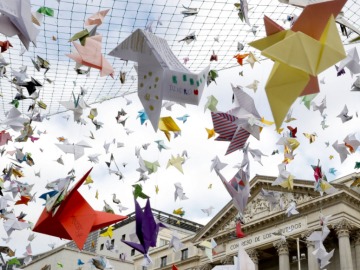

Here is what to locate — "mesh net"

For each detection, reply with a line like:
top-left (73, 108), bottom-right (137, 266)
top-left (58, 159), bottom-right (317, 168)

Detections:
top-left (0, 0), bottom-right (359, 118)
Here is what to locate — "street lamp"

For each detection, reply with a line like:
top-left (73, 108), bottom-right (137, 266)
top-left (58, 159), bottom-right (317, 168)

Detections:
top-left (272, 232), bottom-right (307, 270)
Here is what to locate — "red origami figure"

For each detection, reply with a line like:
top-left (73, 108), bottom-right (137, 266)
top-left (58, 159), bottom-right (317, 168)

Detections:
top-left (33, 168), bottom-right (127, 249)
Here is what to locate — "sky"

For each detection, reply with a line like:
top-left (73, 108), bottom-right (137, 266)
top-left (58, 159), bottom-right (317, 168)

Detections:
top-left (0, 0), bottom-right (359, 265)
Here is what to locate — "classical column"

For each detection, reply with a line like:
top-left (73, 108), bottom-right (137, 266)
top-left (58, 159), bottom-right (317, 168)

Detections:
top-left (334, 219), bottom-right (354, 270)
top-left (274, 240), bottom-right (290, 270)
top-left (247, 249), bottom-right (259, 270)
top-left (301, 230), bottom-right (320, 270)
top-left (354, 231), bottom-right (360, 270)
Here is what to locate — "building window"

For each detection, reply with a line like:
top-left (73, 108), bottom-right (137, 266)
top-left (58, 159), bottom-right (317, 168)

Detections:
top-left (159, 238), bottom-right (170, 246)
top-left (122, 234), bottom-right (126, 240)
top-left (160, 256), bottom-right (167, 267)
top-left (100, 244), bottom-right (104, 250)
top-left (181, 248), bottom-right (188, 260)
top-left (131, 249), bottom-right (135, 256)
top-left (111, 239), bottom-right (115, 245)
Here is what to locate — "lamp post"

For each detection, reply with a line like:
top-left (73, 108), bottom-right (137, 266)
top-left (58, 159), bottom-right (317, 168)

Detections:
top-left (272, 232), bottom-right (306, 270)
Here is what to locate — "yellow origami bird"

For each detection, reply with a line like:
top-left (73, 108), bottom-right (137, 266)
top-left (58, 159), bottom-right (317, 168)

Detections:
top-left (303, 133), bottom-right (317, 143)
top-left (84, 175), bottom-right (94, 185)
top-left (167, 154), bottom-right (185, 174)
top-left (155, 185), bottom-right (159, 194)
top-left (208, 183), bottom-right (212, 189)
top-left (280, 174), bottom-right (294, 190)
top-left (173, 208), bottom-right (185, 217)
top-left (158, 117), bottom-right (181, 141)
top-left (329, 155), bottom-right (334, 160)
top-left (205, 128), bottom-right (215, 139)
top-left (100, 226), bottom-right (113, 238)
top-left (95, 190), bottom-right (99, 199)
top-left (350, 177), bottom-right (360, 188)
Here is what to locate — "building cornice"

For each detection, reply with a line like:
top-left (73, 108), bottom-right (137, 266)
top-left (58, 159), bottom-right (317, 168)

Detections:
top-left (194, 187), bottom-right (360, 245)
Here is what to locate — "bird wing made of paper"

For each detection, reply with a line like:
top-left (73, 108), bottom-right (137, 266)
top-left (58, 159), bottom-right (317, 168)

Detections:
top-left (0, 0), bottom-right (40, 49)
top-left (33, 168), bottom-right (127, 249)
top-left (211, 112), bottom-right (250, 155)
top-left (215, 169), bottom-right (249, 214)
top-left (109, 29), bottom-right (209, 131)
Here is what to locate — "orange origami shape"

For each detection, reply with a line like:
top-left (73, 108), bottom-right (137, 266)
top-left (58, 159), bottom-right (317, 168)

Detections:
top-left (234, 53), bottom-right (249, 66)
top-left (33, 168), bottom-right (127, 250)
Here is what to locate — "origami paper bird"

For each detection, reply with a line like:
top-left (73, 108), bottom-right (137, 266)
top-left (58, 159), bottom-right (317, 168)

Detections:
top-left (337, 105), bottom-right (353, 123)
top-left (215, 167), bottom-right (249, 216)
top-left (176, 114), bottom-right (190, 123)
top-left (0, 0), bottom-right (40, 50)
top-left (328, 168), bottom-right (337, 175)
top-left (352, 76), bottom-right (360, 91)
top-left (234, 0), bottom-right (251, 26)
top-left (201, 206), bottom-right (215, 216)
top-left (144, 159), bottom-right (160, 174)
top-left (137, 110), bottom-right (149, 125)
top-left (67, 35), bottom-right (114, 77)
top-left (337, 47), bottom-right (360, 76)
top-left (0, 130), bottom-right (12, 146)
top-left (33, 168), bottom-right (127, 250)
top-left (312, 97), bottom-right (326, 116)
top-left (122, 199), bottom-right (165, 265)
top-left (109, 29), bottom-right (209, 131)
top-left (174, 182), bottom-right (188, 201)
top-left (3, 212), bottom-right (31, 236)
top-left (0, 40), bottom-right (12, 53)
top-left (181, 5), bottom-right (198, 17)
top-left (207, 69), bottom-right (219, 86)
top-left (285, 201), bottom-right (299, 217)
top-left (307, 225), bottom-right (334, 269)
top-left (205, 128), bottom-right (216, 139)
top-left (158, 117), bottom-right (181, 141)
top-left (210, 156), bottom-right (227, 172)
top-left (173, 208), bottom-right (185, 217)
top-left (260, 189), bottom-right (283, 211)
top-left (249, 0), bottom-right (346, 128)
top-left (85, 9), bottom-right (110, 26)
top-left (272, 163), bottom-right (294, 190)
top-left (167, 155), bottom-right (185, 174)
top-left (287, 126), bottom-right (297, 138)
top-left (133, 184), bottom-right (149, 199)
top-left (236, 221), bottom-right (246, 238)
top-left (303, 132), bottom-right (317, 143)
top-left (100, 226), bottom-right (113, 238)
top-left (199, 239), bottom-right (217, 261)
top-left (246, 79), bottom-right (260, 92)
top-left (154, 140), bottom-right (169, 151)
top-left (204, 95), bottom-right (218, 112)
top-left (213, 245), bottom-right (255, 270)
top-left (56, 140), bottom-right (92, 160)
top-left (178, 32), bottom-right (196, 44)
top-left (246, 53), bottom-right (259, 69)
top-left (332, 140), bottom-right (349, 163)
top-left (233, 53), bottom-right (249, 65)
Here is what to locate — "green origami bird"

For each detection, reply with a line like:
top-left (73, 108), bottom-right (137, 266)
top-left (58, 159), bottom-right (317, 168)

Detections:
top-left (132, 184), bottom-right (149, 199)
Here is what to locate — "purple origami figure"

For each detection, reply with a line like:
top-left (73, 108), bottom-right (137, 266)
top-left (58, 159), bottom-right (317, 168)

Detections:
top-left (122, 199), bottom-right (166, 265)
top-left (335, 65), bottom-right (345, 76)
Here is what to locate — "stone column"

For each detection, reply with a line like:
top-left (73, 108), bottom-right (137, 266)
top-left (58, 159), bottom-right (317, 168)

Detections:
top-left (334, 219), bottom-right (354, 270)
top-left (354, 231), bottom-right (360, 270)
top-left (247, 249), bottom-right (259, 270)
top-left (302, 230), bottom-right (320, 270)
top-left (274, 240), bottom-right (290, 270)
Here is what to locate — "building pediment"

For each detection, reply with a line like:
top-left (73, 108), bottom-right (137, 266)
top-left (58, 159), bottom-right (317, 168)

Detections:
top-left (192, 173), bottom-right (360, 243)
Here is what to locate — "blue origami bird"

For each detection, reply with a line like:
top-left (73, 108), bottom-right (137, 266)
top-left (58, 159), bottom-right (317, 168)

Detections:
top-left (176, 114), bottom-right (190, 123)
